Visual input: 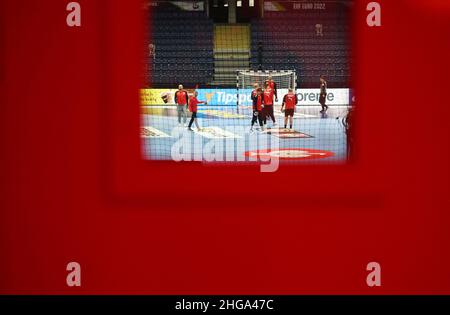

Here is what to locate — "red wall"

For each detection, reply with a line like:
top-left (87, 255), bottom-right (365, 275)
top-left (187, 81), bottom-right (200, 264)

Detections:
top-left (1, 0), bottom-right (450, 294)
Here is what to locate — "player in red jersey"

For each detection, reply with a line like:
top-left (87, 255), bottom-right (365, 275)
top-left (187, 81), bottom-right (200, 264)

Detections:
top-left (265, 75), bottom-right (278, 102)
top-left (262, 82), bottom-right (276, 127)
top-left (281, 88), bottom-right (298, 130)
top-left (174, 84), bottom-right (189, 126)
top-left (250, 88), bottom-right (264, 132)
top-left (187, 91), bottom-right (207, 131)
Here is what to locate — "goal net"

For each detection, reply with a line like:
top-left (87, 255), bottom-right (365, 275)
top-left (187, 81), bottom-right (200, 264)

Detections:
top-left (236, 70), bottom-right (297, 106)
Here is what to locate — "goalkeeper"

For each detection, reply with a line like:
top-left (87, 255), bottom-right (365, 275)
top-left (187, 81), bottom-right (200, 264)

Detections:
top-left (250, 88), bottom-right (264, 132)
top-left (281, 88), bottom-right (298, 130)
top-left (319, 75), bottom-right (328, 113)
top-left (251, 82), bottom-right (259, 99)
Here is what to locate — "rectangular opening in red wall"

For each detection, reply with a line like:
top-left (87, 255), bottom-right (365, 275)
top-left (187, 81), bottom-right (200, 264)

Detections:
top-left (141, 0), bottom-right (355, 166)
top-left (104, 0), bottom-right (384, 207)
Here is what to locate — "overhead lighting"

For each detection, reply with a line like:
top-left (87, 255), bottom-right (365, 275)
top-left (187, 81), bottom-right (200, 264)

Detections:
top-left (249, 0), bottom-right (255, 7)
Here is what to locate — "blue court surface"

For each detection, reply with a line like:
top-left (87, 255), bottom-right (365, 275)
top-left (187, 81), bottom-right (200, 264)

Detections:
top-left (141, 105), bottom-right (350, 164)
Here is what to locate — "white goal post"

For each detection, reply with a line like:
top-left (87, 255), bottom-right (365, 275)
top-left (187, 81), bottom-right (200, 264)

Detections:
top-left (236, 70), bottom-right (297, 107)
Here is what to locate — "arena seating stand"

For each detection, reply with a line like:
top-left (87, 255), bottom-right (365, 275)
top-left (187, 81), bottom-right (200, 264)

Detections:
top-left (147, 5), bottom-right (214, 88)
top-left (212, 24), bottom-right (251, 87)
top-left (147, 3), bottom-right (352, 89)
top-left (250, 6), bottom-right (352, 88)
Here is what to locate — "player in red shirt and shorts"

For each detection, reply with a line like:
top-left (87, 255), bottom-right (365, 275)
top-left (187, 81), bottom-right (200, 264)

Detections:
top-left (281, 88), bottom-right (298, 130)
top-left (187, 91), bottom-right (207, 131)
top-left (265, 75), bottom-right (278, 102)
top-left (263, 83), bottom-right (276, 127)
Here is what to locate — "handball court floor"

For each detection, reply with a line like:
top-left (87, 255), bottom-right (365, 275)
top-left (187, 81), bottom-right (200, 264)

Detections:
top-left (141, 105), bottom-right (350, 164)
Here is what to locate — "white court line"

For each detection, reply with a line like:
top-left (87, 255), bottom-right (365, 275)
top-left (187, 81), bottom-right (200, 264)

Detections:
top-left (141, 126), bottom-right (171, 138)
top-left (193, 126), bottom-right (242, 139)
top-left (274, 112), bottom-right (318, 118)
